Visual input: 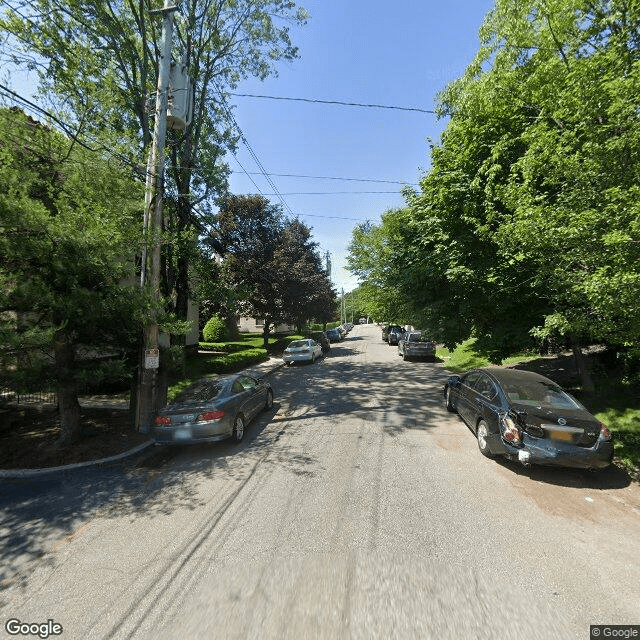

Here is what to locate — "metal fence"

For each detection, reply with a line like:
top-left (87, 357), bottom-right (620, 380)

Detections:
top-left (0, 388), bottom-right (58, 405)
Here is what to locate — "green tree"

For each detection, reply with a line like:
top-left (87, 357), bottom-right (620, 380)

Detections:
top-left (0, 108), bottom-right (146, 443)
top-left (0, 0), bottom-right (309, 331)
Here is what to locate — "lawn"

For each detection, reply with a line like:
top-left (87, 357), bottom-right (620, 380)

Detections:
top-left (436, 338), bottom-right (537, 373)
top-left (167, 333), bottom-right (304, 401)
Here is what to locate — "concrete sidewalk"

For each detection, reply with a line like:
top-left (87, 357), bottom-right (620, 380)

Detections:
top-left (0, 356), bottom-right (286, 479)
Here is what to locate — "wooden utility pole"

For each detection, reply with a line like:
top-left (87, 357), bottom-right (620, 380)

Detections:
top-left (135, 1), bottom-right (178, 432)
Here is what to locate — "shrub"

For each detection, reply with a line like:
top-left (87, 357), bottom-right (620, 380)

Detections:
top-left (203, 314), bottom-right (228, 343)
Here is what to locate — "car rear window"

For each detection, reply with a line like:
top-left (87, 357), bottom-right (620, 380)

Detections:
top-left (288, 340), bottom-right (308, 349)
top-left (172, 380), bottom-right (224, 405)
top-left (501, 379), bottom-right (583, 409)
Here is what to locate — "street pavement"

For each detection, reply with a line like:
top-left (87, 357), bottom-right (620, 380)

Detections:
top-left (1, 324), bottom-right (639, 639)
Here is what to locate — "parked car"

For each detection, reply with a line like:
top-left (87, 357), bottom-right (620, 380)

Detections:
top-left (325, 328), bottom-right (343, 343)
top-left (443, 368), bottom-right (613, 470)
top-left (382, 324), bottom-right (404, 342)
top-left (398, 331), bottom-right (436, 361)
top-left (283, 339), bottom-right (323, 365)
top-left (359, 317), bottom-right (367, 324)
top-left (153, 375), bottom-right (273, 444)
top-left (307, 331), bottom-right (330, 354)
top-left (387, 327), bottom-right (405, 345)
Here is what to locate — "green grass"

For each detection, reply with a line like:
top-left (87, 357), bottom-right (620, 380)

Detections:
top-left (438, 338), bottom-right (640, 476)
top-left (168, 332), bottom-right (305, 401)
top-left (436, 338), bottom-right (536, 373)
top-left (167, 347), bottom-right (269, 402)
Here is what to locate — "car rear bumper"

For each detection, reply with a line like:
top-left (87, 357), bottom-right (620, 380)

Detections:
top-left (403, 348), bottom-right (436, 358)
top-left (152, 424), bottom-right (230, 444)
top-left (499, 434), bottom-right (614, 469)
top-left (283, 353), bottom-right (314, 363)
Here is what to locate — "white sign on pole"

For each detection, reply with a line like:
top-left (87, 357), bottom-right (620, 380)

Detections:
top-left (145, 348), bottom-right (160, 369)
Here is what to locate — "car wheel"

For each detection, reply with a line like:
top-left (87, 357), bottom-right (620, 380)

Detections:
top-left (264, 389), bottom-right (274, 410)
top-left (445, 386), bottom-right (456, 413)
top-left (232, 415), bottom-right (245, 442)
top-left (476, 420), bottom-right (495, 458)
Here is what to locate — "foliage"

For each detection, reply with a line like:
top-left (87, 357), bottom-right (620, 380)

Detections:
top-left (0, 0), bottom-right (309, 329)
top-left (347, 0), bottom-right (640, 376)
top-left (202, 314), bottom-right (228, 343)
top-left (0, 107), bottom-right (147, 442)
top-left (208, 195), bottom-right (335, 346)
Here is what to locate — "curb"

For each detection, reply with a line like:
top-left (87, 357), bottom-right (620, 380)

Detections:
top-left (0, 440), bottom-right (155, 479)
top-left (0, 359), bottom-right (287, 480)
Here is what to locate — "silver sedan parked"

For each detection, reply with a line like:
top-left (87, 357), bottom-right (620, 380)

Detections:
top-left (283, 339), bottom-right (323, 365)
top-left (152, 375), bottom-right (273, 444)
top-left (398, 331), bottom-right (436, 361)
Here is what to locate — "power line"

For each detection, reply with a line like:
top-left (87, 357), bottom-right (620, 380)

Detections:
top-left (229, 93), bottom-right (437, 114)
top-left (237, 171), bottom-right (419, 186)
top-left (215, 85), bottom-right (295, 217)
top-left (259, 191), bottom-right (400, 195)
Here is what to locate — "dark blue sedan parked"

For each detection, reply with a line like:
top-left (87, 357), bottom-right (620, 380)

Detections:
top-left (443, 368), bottom-right (613, 470)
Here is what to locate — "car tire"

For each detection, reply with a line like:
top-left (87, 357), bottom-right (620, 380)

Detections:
top-left (264, 389), bottom-right (274, 410)
top-left (402, 350), bottom-right (407, 361)
top-left (476, 420), bottom-right (495, 458)
top-left (232, 414), bottom-right (245, 442)
top-left (445, 386), bottom-right (456, 413)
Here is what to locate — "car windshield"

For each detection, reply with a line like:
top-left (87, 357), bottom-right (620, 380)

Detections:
top-left (288, 340), bottom-right (309, 349)
top-left (172, 380), bottom-right (224, 405)
top-left (501, 379), bottom-right (584, 409)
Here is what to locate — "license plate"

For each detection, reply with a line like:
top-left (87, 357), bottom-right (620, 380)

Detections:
top-left (550, 430), bottom-right (573, 442)
top-left (173, 428), bottom-right (192, 441)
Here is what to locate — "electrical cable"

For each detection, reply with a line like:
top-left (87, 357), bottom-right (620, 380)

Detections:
top-left (229, 93), bottom-right (437, 114)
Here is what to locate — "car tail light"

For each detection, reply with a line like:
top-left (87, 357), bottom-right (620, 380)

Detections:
top-left (197, 411), bottom-right (225, 422)
top-left (599, 422), bottom-right (612, 441)
top-left (501, 414), bottom-right (522, 444)
top-left (155, 416), bottom-right (171, 425)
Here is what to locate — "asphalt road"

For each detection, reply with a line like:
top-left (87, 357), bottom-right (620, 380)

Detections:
top-left (1, 324), bottom-right (639, 639)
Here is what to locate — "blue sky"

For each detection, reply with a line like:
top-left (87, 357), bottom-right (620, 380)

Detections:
top-left (226, 0), bottom-right (494, 292)
top-left (3, 0), bottom-right (494, 292)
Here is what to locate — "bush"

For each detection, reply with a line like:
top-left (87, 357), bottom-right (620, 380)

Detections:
top-left (203, 314), bottom-right (228, 343)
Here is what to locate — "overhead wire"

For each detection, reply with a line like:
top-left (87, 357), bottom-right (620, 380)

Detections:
top-left (214, 83), bottom-right (295, 217)
top-left (228, 93), bottom-right (437, 114)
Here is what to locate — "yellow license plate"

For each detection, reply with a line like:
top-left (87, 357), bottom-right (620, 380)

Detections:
top-left (551, 430), bottom-right (573, 442)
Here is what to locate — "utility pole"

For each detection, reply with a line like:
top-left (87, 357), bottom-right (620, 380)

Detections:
top-left (135, 0), bottom-right (178, 432)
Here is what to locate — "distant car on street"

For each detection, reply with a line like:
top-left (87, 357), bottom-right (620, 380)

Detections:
top-left (443, 367), bottom-right (613, 470)
top-left (387, 327), bottom-right (405, 345)
top-left (325, 328), bottom-right (343, 343)
top-left (382, 324), bottom-right (405, 342)
top-left (153, 375), bottom-right (273, 444)
top-left (398, 331), bottom-right (436, 361)
top-left (283, 339), bottom-right (323, 365)
top-left (359, 317), bottom-right (367, 324)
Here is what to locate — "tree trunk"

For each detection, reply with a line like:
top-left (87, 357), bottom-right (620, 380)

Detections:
top-left (570, 335), bottom-right (595, 394)
top-left (54, 335), bottom-right (81, 445)
top-left (225, 314), bottom-right (240, 341)
top-left (262, 320), bottom-right (271, 350)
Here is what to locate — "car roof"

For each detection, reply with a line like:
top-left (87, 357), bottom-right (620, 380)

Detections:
top-left (472, 367), bottom-right (559, 387)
